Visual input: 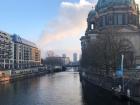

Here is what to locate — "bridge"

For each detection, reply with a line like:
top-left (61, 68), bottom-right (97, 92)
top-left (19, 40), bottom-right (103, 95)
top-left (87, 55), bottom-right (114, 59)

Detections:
top-left (64, 62), bottom-right (80, 67)
top-left (63, 63), bottom-right (80, 72)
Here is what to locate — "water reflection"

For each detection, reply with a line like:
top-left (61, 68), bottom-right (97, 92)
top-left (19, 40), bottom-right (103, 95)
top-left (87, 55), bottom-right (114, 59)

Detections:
top-left (81, 79), bottom-right (139, 105)
top-left (0, 71), bottom-right (139, 105)
top-left (0, 72), bottom-right (83, 105)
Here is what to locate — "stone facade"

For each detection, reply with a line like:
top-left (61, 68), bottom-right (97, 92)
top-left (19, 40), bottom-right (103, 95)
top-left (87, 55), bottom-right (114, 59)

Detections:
top-left (81, 0), bottom-right (140, 65)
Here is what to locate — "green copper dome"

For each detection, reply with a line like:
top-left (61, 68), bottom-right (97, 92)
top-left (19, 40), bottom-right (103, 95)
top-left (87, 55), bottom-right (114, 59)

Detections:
top-left (88, 10), bottom-right (96, 22)
top-left (88, 10), bottom-right (96, 18)
top-left (95, 0), bottom-right (136, 11)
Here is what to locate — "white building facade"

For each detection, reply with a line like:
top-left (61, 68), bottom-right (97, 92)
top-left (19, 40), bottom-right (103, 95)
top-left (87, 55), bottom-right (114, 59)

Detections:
top-left (0, 31), bottom-right (14, 70)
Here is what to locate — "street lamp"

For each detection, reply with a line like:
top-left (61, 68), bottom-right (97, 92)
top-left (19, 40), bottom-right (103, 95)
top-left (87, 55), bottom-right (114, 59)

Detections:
top-left (121, 54), bottom-right (124, 93)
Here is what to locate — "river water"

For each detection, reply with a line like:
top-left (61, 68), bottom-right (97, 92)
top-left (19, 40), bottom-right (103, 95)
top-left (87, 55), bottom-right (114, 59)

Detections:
top-left (0, 71), bottom-right (139, 105)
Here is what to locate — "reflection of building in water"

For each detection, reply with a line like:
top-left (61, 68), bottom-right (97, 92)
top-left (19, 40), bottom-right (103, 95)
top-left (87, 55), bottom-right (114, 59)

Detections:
top-left (81, 0), bottom-right (140, 65)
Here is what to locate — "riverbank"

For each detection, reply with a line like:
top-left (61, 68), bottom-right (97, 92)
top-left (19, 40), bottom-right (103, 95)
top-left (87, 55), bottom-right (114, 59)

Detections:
top-left (0, 71), bottom-right (84, 105)
top-left (80, 70), bottom-right (140, 104)
top-left (0, 67), bottom-right (65, 83)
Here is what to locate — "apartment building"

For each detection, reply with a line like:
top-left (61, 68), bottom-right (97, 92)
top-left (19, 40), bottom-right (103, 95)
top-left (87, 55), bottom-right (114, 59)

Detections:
top-left (12, 34), bottom-right (41, 69)
top-left (0, 31), bottom-right (14, 70)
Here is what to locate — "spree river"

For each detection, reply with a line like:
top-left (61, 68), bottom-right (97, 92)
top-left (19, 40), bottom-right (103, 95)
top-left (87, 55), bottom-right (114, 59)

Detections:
top-left (0, 71), bottom-right (139, 105)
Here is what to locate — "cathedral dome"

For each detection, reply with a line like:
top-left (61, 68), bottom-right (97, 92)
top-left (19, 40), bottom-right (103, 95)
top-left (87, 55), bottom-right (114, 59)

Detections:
top-left (95, 0), bottom-right (136, 11)
top-left (87, 9), bottom-right (96, 23)
top-left (88, 9), bottom-right (96, 18)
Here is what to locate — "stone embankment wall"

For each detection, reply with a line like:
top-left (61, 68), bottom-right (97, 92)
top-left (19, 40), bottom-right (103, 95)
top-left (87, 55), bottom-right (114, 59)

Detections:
top-left (80, 68), bottom-right (140, 97)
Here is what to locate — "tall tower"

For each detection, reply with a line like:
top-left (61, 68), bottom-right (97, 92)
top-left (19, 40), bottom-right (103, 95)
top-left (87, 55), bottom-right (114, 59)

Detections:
top-left (73, 53), bottom-right (78, 63)
top-left (62, 54), bottom-right (66, 58)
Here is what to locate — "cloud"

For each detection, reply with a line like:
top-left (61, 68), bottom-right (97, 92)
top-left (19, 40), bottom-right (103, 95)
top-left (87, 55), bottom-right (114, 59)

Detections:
top-left (38, 0), bottom-right (94, 58)
top-left (61, 0), bottom-right (91, 8)
top-left (37, 0), bottom-right (140, 59)
top-left (135, 0), bottom-right (140, 4)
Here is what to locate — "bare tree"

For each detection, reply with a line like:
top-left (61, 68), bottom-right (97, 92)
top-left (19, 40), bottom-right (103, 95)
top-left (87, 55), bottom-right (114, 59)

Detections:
top-left (81, 30), bottom-right (134, 75)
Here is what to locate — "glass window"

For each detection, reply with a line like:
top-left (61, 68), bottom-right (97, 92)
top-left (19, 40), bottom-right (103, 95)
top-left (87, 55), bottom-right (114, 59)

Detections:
top-left (132, 15), bottom-right (136, 25)
top-left (100, 17), bottom-right (103, 27)
top-left (105, 15), bottom-right (108, 25)
top-left (108, 15), bottom-right (113, 25)
top-left (114, 14), bottom-right (118, 25)
top-left (91, 24), bottom-right (94, 29)
top-left (103, 16), bottom-right (106, 26)
top-left (124, 14), bottom-right (128, 25)
top-left (128, 14), bottom-right (132, 24)
top-left (118, 14), bottom-right (123, 25)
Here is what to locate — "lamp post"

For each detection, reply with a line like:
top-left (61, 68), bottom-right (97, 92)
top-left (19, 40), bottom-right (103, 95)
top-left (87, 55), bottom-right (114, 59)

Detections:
top-left (121, 54), bottom-right (124, 93)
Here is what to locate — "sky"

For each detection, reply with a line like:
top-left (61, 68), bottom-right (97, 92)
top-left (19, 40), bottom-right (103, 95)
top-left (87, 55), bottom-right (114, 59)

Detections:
top-left (0, 0), bottom-right (140, 59)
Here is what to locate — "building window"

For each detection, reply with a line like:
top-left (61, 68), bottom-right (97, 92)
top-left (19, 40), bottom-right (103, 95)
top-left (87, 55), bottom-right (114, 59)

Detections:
top-left (108, 15), bottom-right (113, 25)
top-left (99, 17), bottom-right (103, 27)
top-left (102, 16), bottom-right (106, 26)
top-left (105, 15), bottom-right (108, 25)
top-left (118, 14), bottom-right (123, 25)
top-left (132, 15), bottom-right (136, 25)
top-left (128, 14), bottom-right (132, 24)
top-left (91, 24), bottom-right (94, 30)
top-left (124, 14), bottom-right (128, 25)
